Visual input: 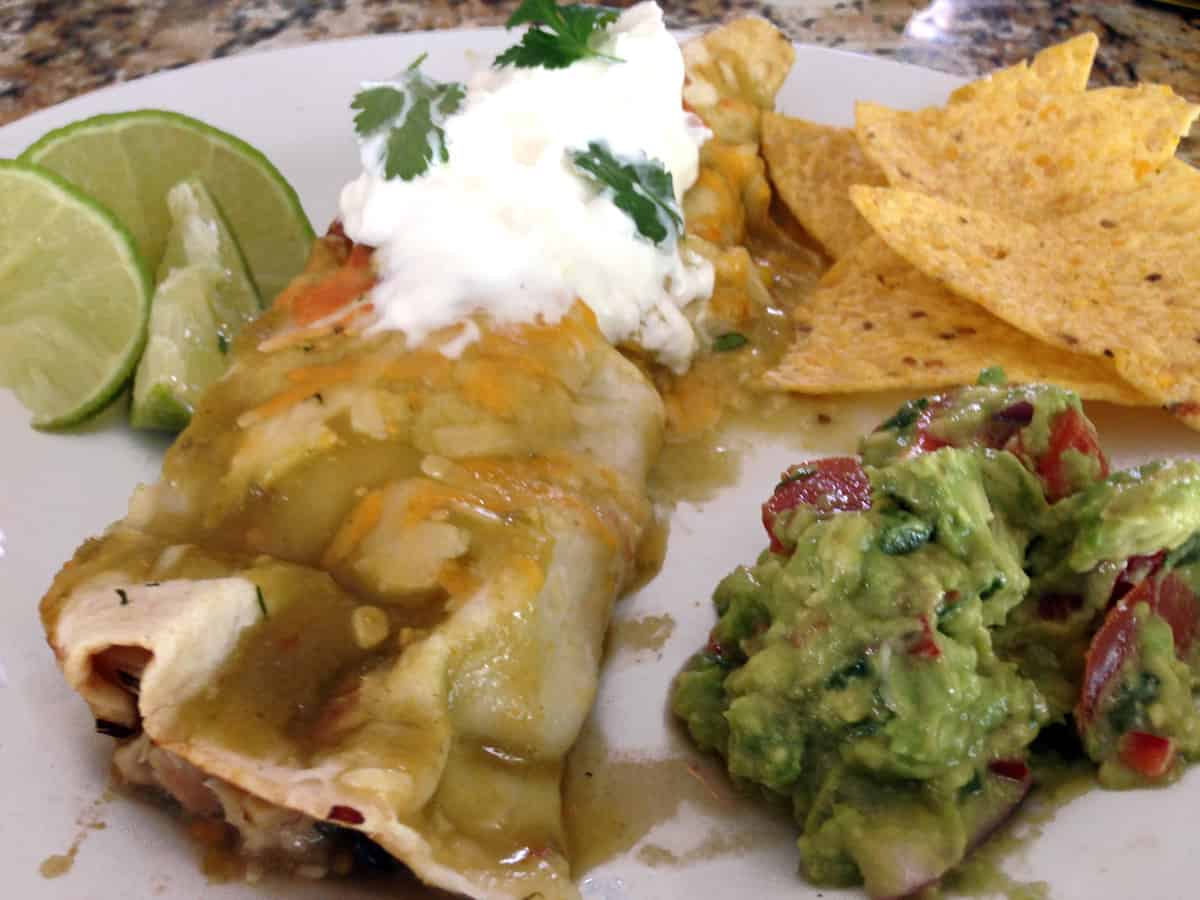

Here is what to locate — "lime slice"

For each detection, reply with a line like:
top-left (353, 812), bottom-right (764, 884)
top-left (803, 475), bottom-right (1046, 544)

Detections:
top-left (131, 177), bottom-right (261, 431)
top-left (0, 160), bottom-right (151, 428)
top-left (22, 109), bottom-right (314, 304)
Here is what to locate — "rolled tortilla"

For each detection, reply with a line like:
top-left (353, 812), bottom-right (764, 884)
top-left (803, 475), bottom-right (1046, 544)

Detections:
top-left (41, 229), bottom-right (664, 900)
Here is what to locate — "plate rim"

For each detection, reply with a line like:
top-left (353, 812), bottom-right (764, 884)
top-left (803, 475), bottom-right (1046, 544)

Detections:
top-left (18, 25), bottom-right (1197, 900)
top-left (0, 27), bottom-right (967, 143)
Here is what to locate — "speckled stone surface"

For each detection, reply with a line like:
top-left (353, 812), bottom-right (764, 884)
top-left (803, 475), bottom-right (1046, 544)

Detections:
top-left (1, 1), bottom-right (1197, 160)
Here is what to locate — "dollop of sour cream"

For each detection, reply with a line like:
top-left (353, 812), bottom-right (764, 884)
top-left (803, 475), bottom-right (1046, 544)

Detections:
top-left (338, 1), bottom-right (714, 371)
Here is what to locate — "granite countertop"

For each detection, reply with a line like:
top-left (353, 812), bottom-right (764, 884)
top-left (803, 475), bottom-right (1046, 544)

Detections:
top-left (2, 0), bottom-right (1197, 160)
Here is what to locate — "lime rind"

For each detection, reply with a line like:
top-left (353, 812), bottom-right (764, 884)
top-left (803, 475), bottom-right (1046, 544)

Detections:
top-left (21, 108), bottom-right (315, 304)
top-left (207, 186), bottom-right (261, 311)
top-left (0, 159), bottom-right (152, 429)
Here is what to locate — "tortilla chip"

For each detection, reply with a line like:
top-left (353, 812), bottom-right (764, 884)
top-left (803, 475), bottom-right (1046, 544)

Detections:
top-left (1025, 32), bottom-right (1099, 91)
top-left (850, 164), bottom-right (1200, 427)
top-left (761, 114), bottom-right (886, 259)
top-left (949, 33), bottom-right (1098, 104)
top-left (764, 236), bottom-right (1149, 404)
top-left (856, 83), bottom-right (1199, 221)
top-left (682, 18), bottom-right (796, 144)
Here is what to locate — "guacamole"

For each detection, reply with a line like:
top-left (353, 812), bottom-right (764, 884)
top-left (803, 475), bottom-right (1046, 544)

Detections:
top-left (672, 378), bottom-right (1200, 898)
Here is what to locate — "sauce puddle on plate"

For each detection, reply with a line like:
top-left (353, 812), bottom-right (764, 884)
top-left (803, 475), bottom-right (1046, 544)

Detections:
top-left (39, 789), bottom-right (112, 880)
top-left (565, 719), bottom-right (736, 873)
top-left (564, 718), bottom-right (792, 875)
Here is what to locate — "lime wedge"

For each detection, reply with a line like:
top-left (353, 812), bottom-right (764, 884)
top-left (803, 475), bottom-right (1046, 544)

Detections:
top-left (131, 177), bottom-right (261, 431)
top-left (22, 109), bottom-right (314, 304)
top-left (157, 175), bottom-right (262, 329)
top-left (131, 266), bottom-right (227, 432)
top-left (0, 160), bottom-right (151, 428)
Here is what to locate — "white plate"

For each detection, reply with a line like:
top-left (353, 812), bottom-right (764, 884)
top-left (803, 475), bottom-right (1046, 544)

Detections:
top-left (2, 27), bottom-right (1198, 900)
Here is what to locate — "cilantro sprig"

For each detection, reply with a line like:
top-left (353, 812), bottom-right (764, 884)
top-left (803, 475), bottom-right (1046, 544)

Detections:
top-left (351, 55), bottom-right (466, 181)
top-left (568, 141), bottom-right (683, 246)
top-left (495, 0), bottom-right (621, 70)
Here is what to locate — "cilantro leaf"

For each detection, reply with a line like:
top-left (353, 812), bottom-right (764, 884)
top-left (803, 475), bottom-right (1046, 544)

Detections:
top-left (713, 332), bottom-right (749, 352)
top-left (350, 58), bottom-right (466, 181)
top-left (351, 86), bottom-right (407, 136)
top-left (568, 141), bottom-right (683, 246)
top-left (383, 95), bottom-right (442, 180)
top-left (495, 0), bottom-right (620, 70)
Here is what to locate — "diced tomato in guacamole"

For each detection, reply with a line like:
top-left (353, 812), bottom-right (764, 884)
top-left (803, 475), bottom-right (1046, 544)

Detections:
top-left (672, 374), bottom-right (1200, 899)
top-left (762, 457), bottom-right (871, 553)
top-left (860, 380), bottom-right (1109, 503)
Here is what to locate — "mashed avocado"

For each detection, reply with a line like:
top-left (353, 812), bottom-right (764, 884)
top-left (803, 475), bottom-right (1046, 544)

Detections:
top-left (672, 379), bottom-right (1200, 898)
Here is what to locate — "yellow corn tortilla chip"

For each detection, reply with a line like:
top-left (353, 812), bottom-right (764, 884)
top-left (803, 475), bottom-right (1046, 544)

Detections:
top-left (856, 83), bottom-right (1199, 221)
top-left (949, 33), bottom-right (1098, 104)
top-left (850, 163), bottom-right (1200, 427)
top-left (764, 235), bottom-right (1149, 404)
top-left (682, 18), bottom-right (796, 144)
top-left (756, 35), bottom-right (1097, 261)
top-left (761, 114), bottom-right (886, 259)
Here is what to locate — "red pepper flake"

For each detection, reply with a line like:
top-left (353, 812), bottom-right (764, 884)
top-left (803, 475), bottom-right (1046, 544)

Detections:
top-left (327, 805), bottom-right (365, 825)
